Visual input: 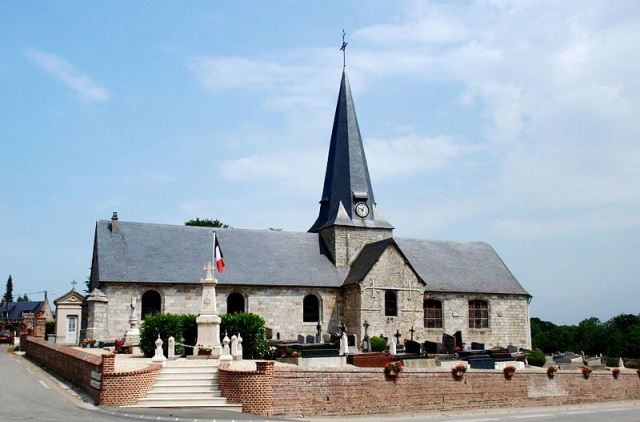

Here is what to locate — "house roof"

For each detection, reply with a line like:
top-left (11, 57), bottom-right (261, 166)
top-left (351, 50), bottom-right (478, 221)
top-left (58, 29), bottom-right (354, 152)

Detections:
top-left (1, 301), bottom-right (45, 320)
top-left (94, 220), bottom-right (529, 296)
top-left (309, 70), bottom-right (393, 232)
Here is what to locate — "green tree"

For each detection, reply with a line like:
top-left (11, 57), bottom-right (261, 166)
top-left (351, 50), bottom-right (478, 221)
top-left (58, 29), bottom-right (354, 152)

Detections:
top-left (17, 294), bottom-right (30, 302)
top-left (3, 275), bottom-right (13, 303)
top-left (185, 218), bottom-right (230, 228)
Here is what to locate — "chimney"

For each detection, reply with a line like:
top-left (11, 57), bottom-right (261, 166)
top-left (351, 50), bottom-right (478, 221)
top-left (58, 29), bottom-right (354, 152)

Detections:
top-left (111, 211), bottom-right (119, 234)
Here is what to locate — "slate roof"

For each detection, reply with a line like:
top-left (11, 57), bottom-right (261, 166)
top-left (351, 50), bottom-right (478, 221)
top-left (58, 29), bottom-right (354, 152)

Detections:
top-left (95, 220), bottom-right (344, 287)
top-left (395, 238), bottom-right (529, 295)
top-left (0, 301), bottom-right (45, 321)
top-left (309, 70), bottom-right (393, 232)
top-left (94, 220), bottom-right (529, 296)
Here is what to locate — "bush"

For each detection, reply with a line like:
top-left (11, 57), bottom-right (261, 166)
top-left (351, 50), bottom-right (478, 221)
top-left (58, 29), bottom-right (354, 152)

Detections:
top-left (370, 336), bottom-right (386, 352)
top-left (525, 349), bottom-right (546, 367)
top-left (220, 312), bottom-right (268, 359)
top-left (180, 314), bottom-right (197, 355)
top-left (140, 313), bottom-right (187, 357)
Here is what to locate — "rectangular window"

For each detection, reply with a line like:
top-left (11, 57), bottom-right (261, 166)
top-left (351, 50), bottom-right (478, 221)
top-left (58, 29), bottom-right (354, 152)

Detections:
top-left (424, 299), bottom-right (443, 328)
top-left (468, 300), bottom-right (489, 329)
top-left (384, 291), bottom-right (397, 316)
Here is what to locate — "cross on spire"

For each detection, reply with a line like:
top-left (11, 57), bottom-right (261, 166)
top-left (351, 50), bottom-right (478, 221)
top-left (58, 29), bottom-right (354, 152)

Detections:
top-left (340, 29), bottom-right (348, 68)
top-left (71, 280), bottom-right (77, 290)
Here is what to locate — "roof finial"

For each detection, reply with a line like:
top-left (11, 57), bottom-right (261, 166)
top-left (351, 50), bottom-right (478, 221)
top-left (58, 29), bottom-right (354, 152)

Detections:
top-left (340, 29), bottom-right (348, 68)
top-left (71, 280), bottom-right (77, 290)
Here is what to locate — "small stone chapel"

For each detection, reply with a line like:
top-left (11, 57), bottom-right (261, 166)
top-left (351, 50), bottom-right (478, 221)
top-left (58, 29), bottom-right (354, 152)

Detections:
top-left (83, 69), bottom-right (532, 350)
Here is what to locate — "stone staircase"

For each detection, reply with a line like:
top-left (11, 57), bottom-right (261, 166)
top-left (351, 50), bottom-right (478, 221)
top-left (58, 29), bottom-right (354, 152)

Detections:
top-left (131, 360), bottom-right (241, 410)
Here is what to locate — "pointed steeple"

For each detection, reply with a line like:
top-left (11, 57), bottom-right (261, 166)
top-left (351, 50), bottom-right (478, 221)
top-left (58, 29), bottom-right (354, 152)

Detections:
top-left (310, 71), bottom-right (393, 232)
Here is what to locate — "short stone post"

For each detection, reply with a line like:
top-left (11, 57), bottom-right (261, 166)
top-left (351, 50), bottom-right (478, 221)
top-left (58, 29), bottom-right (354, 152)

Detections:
top-left (340, 332), bottom-right (349, 356)
top-left (236, 334), bottom-right (243, 361)
top-left (389, 338), bottom-right (397, 356)
top-left (316, 322), bottom-right (323, 344)
top-left (220, 332), bottom-right (232, 362)
top-left (168, 336), bottom-right (175, 360)
top-left (230, 334), bottom-right (238, 357)
top-left (619, 357), bottom-right (625, 368)
top-left (151, 335), bottom-right (167, 364)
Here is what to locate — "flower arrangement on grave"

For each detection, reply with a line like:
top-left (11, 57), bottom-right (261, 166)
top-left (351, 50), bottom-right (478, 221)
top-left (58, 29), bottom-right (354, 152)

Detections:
top-left (197, 344), bottom-right (212, 355)
top-left (451, 363), bottom-right (467, 380)
top-left (81, 338), bottom-right (96, 348)
top-left (580, 365), bottom-right (592, 379)
top-left (546, 365), bottom-right (559, 378)
top-left (384, 360), bottom-right (404, 377)
top-left (291, 351), bottom-right (300, 358)
top-left (503, 365), bottom-right (517, 379)
top-left (611, 367), bottom-right (620, 379)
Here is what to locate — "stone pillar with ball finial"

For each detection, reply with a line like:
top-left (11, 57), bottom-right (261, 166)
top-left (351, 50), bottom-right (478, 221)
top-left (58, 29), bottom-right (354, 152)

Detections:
top-left (195, 262), bottom-right (222, 357)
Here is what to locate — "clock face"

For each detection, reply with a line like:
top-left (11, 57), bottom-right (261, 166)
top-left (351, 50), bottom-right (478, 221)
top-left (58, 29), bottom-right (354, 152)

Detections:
top-left (355, 202), bottom-right (370, 218)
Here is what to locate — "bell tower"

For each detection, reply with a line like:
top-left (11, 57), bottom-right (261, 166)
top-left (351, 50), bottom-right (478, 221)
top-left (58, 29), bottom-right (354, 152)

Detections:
top-left (309, 70), bottom-right (393, 267)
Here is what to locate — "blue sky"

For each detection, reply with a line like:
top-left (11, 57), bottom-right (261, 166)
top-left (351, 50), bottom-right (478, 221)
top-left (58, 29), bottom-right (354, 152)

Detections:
top-left (1, 1), bottom-right (639, 324)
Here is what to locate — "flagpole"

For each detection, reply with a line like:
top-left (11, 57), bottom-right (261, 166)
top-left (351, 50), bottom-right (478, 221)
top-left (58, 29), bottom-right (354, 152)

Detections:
top-left (212, 231), bottom-right (216, 277)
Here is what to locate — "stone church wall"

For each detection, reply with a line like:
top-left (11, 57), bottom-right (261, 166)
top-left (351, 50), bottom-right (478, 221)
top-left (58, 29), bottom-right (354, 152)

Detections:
top-left (344, 244), bottom-right (531, 349)
top-left (98, 283), bottom-right (341, 342)
top-left (321, 226), bottom-right (392, 267)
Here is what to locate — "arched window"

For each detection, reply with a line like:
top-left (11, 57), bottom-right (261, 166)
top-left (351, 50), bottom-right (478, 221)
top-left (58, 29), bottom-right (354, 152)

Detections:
top-left (424, 299), bottom-right (443, 328)
top-left (227, 292), bottom-right (245, 314)
top-left (141, 290), bottom-right (162, 320)
top-left (469, 299), bottom-right (489, 329)
top-left (303, 294), bottom-right (320, 322)
top-left (384, 291), bottom-right (397, 316)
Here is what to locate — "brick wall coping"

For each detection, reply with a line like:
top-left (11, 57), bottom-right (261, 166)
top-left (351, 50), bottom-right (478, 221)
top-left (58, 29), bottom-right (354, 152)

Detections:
top-left (272, 365), bottom-right (633, 375)
top-left (26, 337), bottom-right (102, 366)
top-left (107, 363), bottom-right (163, 376)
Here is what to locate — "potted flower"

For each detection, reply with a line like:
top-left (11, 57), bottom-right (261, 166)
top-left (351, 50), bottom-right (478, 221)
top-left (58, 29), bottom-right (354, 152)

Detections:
top-left (611, 367), bottom-right (620, 380)
top-left (546, 365), bottom-right (559, 379)
top-left (197, 344), bottom-right (212, 356)
top-left (503, 365), bottom-right (516, 380)
top-left (384, 360), bottom-right (404, 377)
top-left (580, 365), bottom-right (592, 379)
top-left (451, 363), bottom-right (467, 380)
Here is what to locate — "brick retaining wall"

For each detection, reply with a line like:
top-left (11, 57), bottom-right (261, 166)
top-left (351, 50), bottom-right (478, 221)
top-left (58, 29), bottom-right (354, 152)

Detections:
top-left (219, 361), bottom-right (274, 415)
top-left (23, 336), bottom-right (161, 406)
top-left (216, 362), bottom-right (640, 417)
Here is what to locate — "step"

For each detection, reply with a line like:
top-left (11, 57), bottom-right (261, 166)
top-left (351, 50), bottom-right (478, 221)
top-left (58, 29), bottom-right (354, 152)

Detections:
top-left (154, 379), bottom-right (218, 387)
top-left (157, 373), bottom-right (218, 381)
top-left (135, 397), bottom-right (239, 408)
top-left (130, 402), bottom-right (242, 410)
top-left (151, 385), bottom-right (218, 393)
top-left (146, 391), bottom-right (222, 399)
top-left (162, 367), bottom-right (218, 374)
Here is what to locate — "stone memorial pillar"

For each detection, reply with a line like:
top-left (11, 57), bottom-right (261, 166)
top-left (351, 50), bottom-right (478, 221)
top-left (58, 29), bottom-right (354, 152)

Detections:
top-left (195, 262), bottom-right (222, 358)
top-left (124, 295), bottom-right (140, 345)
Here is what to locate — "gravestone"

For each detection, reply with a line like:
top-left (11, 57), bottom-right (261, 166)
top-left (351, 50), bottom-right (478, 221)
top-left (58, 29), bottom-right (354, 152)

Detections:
top-left (306, 335), bottom-right (315, 344)
top-left (347, 334), bottom-right (356, 347)
top-left (405, 340), bottom-right (421, 355)
top-left (442, 333), bottom-right (456, 354)
top-left (471, 342), bottom-right (485, 350)
top-left (265, 327), bottom-right (273, 340)
top-left (424, 341), bottom-right (439, 354)
top-left (454, 331), bottom-right (464, 351)
top-left (507, 344), bottom-right (518, 354)
top-left (298, 335), bottom-right (306, 344)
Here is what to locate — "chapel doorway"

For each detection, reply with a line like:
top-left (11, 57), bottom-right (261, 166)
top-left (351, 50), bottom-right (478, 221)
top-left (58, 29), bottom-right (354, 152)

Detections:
top-left (141, 290), bottom-right (162, 320)
top-left (227, 292), bottom-right (245, 314)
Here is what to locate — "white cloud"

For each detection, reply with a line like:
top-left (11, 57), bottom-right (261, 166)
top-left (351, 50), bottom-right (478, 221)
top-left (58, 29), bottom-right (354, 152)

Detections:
top-left (367, 134), bottom-right (471, 179)
top-left (24, 49), bottom-right (110, 102)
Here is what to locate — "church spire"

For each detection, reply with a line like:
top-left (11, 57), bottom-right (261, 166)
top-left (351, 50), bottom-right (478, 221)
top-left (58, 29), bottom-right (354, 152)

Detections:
top-left (309, 70), bottom-right (393, 233)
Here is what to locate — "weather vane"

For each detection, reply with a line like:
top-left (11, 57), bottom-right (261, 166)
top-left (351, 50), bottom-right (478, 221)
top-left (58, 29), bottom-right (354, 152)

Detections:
top-left (340, 29), bottom-right (348, 68)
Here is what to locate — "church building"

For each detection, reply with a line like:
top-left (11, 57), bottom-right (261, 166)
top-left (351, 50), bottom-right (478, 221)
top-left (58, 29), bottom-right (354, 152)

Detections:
top-left (84, 70), bottom-right (532, 350)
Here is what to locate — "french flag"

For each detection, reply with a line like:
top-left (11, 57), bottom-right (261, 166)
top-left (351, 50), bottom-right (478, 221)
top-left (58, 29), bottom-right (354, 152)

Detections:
top-left (213, 232), bottom-right (225, 273)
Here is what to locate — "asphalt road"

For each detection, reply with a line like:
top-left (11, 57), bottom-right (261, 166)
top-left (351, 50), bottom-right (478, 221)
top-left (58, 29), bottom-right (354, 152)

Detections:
top-left (0, 345), bottom-right (273, 421)
top-left (2, 345), bottom-right (639, 422)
